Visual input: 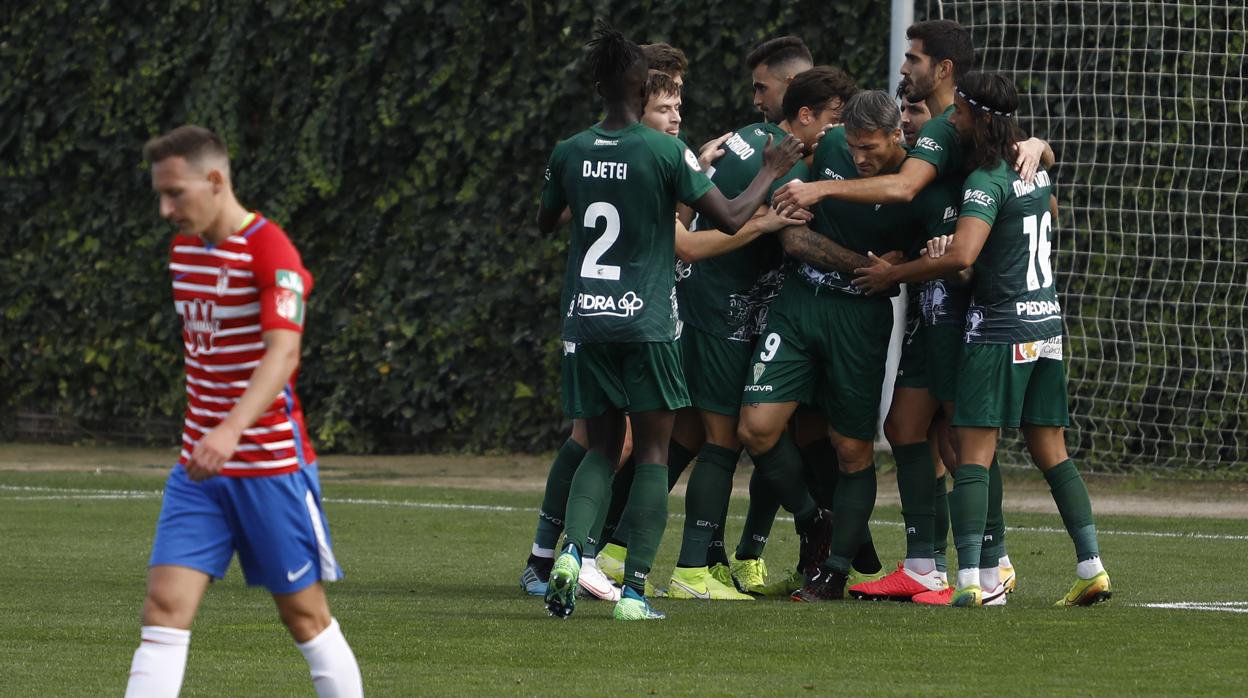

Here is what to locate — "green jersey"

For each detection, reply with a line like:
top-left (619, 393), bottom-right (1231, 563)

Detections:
top-left (797, 128), bottom-right (939, 297)
top-left (910, 175), bottom-right (970, 326)
top-left (542, 122), bottom-right (714, 343)
top-left (677, 122), bottom-right (804, 341)
top-left (959, 160), bottom-right (1062, 343)
top-left (906, 104), bottom-right (966, 179)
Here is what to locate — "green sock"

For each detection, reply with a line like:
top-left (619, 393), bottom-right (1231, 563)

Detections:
top-left (677, 444), bottom-right (737, 568)
top-left (707, 512), bottom-right (730, 567)
top-left (852, 526), bottom-right (882, 575)
top-left (933, 475), bottom-right (950, 573)
top-left (601, 457), bottom-right (635, 547)
top-left (799, 437), bottom-right (838, 509)
top-left (893, 442), bottom-right (937, 560)
top-left (584, 483), bottom-right (611, 558)
top-left (824, 465), bottom-right (876, 573)
top-left (752, 431), bottom-right (817, 527)
top-left (534, 438), bottom-right (586, 551)
top-left (950, 464), bottom-right (989, 572)
top-left (562, 450), bottom-right (615, 552)
top-left (615, 441), bottom-right (697, 546)
top-left (735, 466), bottom-right (780, 559)
top-left (1043, 459), bottom-right (1100, 561)
top-left (621, 462), bottom-right (669, 594)
top-left (979, 458), bottom-right (1006, 566)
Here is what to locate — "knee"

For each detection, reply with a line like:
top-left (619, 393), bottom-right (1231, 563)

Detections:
top-left (833, 440), bottom-right (874, 473)
top-left (882, 414), bottom-right (905, 448)
top-left (279, 604), bottom-right (332, 644)
top-left (141, 591), bottom-right (193, 629)
top-left (736, 420), bottom-right (779, 454)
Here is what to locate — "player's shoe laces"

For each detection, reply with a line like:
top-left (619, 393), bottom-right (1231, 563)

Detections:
top-left (729, 555), bottom-right (769, 594)
top-left (849, 563), bottom-right (946, 601)
top-left (520, 554), bottom-right (553, 596)
top-left (912, 586), bottom-right (955, 605)
top-left (797, 508), bottom-right (835, 575)
top-left (1000, 564), bottom-right (1017, 594)
top-left (667, 566), bottom-right (754, 601)
top-left (576, 557), bottom-right (621, 601)
top-left (596, 543), bottom-right (627, 586)
top-left (1056, 571), bottom-right (1112, 607)
top-left (982, 579), bottom-right (1009, 606)
top-left (950, 585), bottom-right (983, 607)
top-left (708, 563), bottom-right (739, 591)
top-left (544, 544), bottom-right (581, 619)
top-left (790, 567), bottom-right (847, 603)
top-left (614, 586), bottom-right (666, 621)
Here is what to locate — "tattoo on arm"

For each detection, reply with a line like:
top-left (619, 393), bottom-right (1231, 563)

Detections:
top-left (778, 225), bottom-right (870, 273)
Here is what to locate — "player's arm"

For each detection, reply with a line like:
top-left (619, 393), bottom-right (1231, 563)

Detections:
top-left (772, 156), bottom-right (937, 214)
top-left (689, 134), bottom-right (804, 235)
top-left (852, 216), bottom-right (991, 295)
top-left (675, 206), bottom-right (811, 263)
top-left (187, 329), bottom-right (302, 480)
top-left (536, 205), bottom-right (563, 233)
top-left (776, 225), bottom-right (869, 273)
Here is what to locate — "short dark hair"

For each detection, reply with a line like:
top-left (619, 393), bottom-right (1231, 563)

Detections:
top-left (841, 90), bottom-right (901, 135)
top-left (907, 20), bottom-right (975, 79)
top-left (642, 43), bottom-right (688, 78)
top-left (142, 125), bottom-right (228, 165)
top-left (956, 71), bottom-right (1024, 171)
top-left (644, 70), bottom-right (681, 102)
top-left (745, 36), bottom-right (813, 72)
top-left (586, 20), bottom-right (644, 86)
top-left (781, 66), bottom-right (859, 123)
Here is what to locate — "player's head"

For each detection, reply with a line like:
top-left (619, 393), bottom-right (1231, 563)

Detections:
top-left (951, 71), bottom-right (1024, 171)
top-left (781, 66), bottom-right (859, 151)
top-left (642, 42), bottom-right (688, 88)
top-left (641, 71), bottom-right (682, 137)
top-left (840, 90), bottom-right (906, 178)
top-left (746, 36), bottom-right (814, 122)
top-left (144, 125), bottom-right (233, 238)
top-left (901, 20), bottom-right (974, 102)
top-left (897, 84), bottom-right (932, 148)
top-left (586, 21), bottom-right (648, 113)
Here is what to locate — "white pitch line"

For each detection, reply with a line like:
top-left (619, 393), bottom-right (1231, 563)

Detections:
top-left (1135, 602), bottom-right (1248, 614)
top-left (2, 485), bottom-right (1246, 543)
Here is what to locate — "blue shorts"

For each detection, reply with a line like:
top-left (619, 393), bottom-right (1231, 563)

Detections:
top-left (149, 462), bottom-right (343, 594)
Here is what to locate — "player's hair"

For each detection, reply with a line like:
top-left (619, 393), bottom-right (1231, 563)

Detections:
top-left (745, 36), bottom-right (813, 72)
top-left (956, 71), bottom-right (1025, 172)
top-left (641, 43), bottom-right (688, 78)
top-left (142, 125), bottom-right (228, 166)
top-left (586, 20), bottom-right (644, 87)
top-left (840, 90), bottom-right (901, 135)
top-left (906, 19), bottom-right (975, 79)
top-left (644, 70), bottom-right (681, 102)
top-left (780, 66), bottom-right (859, 123)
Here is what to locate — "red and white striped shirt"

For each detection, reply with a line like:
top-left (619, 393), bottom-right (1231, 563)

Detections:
top-left (171, 213), bottom-right (316, 476)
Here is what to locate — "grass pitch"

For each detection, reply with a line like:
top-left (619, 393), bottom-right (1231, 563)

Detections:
top-left (1, 461), bottom-right (1246, 696)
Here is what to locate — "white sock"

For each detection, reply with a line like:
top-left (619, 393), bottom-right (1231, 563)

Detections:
top-left (937, 571), bottom-right (948, 585)
top-left (957, 568), bottom-right (980, 590)
top-left (980, 566), bottom-right (1000, 590)
top-left (904, 557), bottom-right (936, 575)
top-left (581, 557), bottom-right (600, 571)
top-left (125, 626), bottom-right (190, 698)
top-left (1076, 556), bottom-right (1105, 580)
top-left (531, 543), bottom-right (555, 558)
top-left (999, 554), bottom-right (1013, 569)
top-left (296, 618), bottom-right (363, 698)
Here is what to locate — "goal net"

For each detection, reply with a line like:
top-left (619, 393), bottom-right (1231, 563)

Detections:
top-left (914, 1), bottom-right (1246, 477)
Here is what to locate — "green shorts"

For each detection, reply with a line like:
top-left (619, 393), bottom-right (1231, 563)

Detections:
top-left (681, 324), bottom-right (753, 417)
top-left (742, 278), bottom-right (894, 441)
top-left (925, 324), bottom-right (963, 403)
top-left (952, 337), bottom-right (1070, 428)
top-left (561, 339), bottom-right (691, 418)
top-left (894, 323), bottom-right (928, 390)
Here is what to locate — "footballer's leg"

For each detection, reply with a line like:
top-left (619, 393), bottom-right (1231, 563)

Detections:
top-left (522, 421), bottom-right (588, 595)
top-left (930, 422), bottom-right (951, 585)
top-left (127, 565), bottom-right (209, 697)
top-left (275, 583), bottom-right (363, 698)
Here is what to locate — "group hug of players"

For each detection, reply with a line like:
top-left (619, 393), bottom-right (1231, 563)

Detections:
top-left (524, 20), bottom-right (1113, 621)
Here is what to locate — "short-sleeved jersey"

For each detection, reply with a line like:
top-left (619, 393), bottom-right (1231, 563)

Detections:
top-left (170, 214), bottom-right (316, 477)
top-left (677, 122), bottom-right (804, 341)
top-left (543, 122), bottom-right (714, 343)
top-left (906, 104), bottom-right (966, 179)
top-left (959, 160), bottom-right (1062, 343)
top-left (909, 175), bottom-right (970, 326)
top-left (796, 128), bottom-right (945, 297)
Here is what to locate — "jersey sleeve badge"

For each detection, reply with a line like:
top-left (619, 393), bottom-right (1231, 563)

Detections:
top-left (274, 269), bottom-right (306, 325)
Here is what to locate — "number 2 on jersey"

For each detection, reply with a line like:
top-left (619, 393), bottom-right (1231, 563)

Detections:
top-left (581, 201), bottom-right (621, 280)
top-left (1022, 211), bottom-right (1053, 291)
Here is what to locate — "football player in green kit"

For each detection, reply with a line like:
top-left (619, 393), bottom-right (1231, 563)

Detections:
top-left (536, 22), bottom-right (802, 620)
top-left (853, 71), bottom-right (1111, 608)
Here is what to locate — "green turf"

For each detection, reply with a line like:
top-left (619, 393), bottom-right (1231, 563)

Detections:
top-left (1, 467), bottom-right (1246, 696)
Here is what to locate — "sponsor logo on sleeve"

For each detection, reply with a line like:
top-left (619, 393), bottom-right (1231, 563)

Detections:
top-left (943, 206), bottom-right (958, 222)
top-left (963, 189), bottom-right (996, 208)
top-left (276, 269), bottom-right (304, 295)
top-left (274, 269), bottom-right (306, 325)
top-left (684, 147), bottom-right (703, 172)
top-left (916, 136), bottom-right (944, 152)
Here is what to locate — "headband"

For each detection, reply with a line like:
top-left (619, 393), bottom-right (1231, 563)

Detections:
top-left (955, 87), bottom-right (1013, 117)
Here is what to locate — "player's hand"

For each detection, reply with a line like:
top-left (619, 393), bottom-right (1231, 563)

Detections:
top-left (762, 133), bottom-right (804, 177)
top-left (923, 234), bottom-right (954, 259)
top-left (1013, 137), bottom-right (1044, 183)
top-left (851, 251), bottom-right (896, 296)
top-left (771, 179), bottom-right (822, 217)
top-left (813, 122), bottom-right (842, 147)
top-left (187, 423), bottom-right (242, 481)
top-left (698, 132), bottom-right (732, 171)
top-left (879, 249), bottom-right (906, 265)
top-left (754, 205), bottom-right (812, 234)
